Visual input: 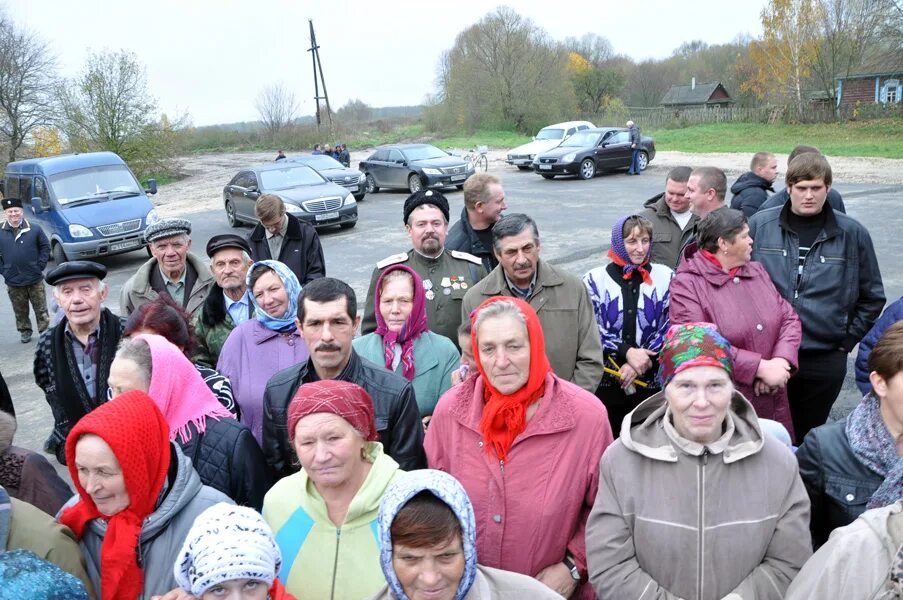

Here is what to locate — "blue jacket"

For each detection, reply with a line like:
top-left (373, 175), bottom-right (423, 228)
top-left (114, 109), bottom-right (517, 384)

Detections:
top-left (0, 219), bottom-right (50, 286)
top-left (854, 296), bottom-right (903, 394)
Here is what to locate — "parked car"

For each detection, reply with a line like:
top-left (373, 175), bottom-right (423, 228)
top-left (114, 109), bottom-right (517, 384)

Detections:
top-left (505, 121), bottom-right (595, 170)
top-left (360, 144), bottom-right (474, 194)
top-left (289, 154), bottom-right (366, 201)
top-left (532, 127), bottom-right (656, 180)
top-left (3, 151), bottom-right (159, 263)
top-left (222, 162), bottom-right (357, 230)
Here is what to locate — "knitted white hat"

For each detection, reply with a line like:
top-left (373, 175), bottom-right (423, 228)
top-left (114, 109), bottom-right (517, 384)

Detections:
top-left (174, 503), bottom-right (282, 595)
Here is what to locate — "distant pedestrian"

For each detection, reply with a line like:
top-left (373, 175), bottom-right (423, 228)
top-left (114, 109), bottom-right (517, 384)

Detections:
top-left (626, 120), bottom-right (642, 175)
top-left (275, 149), bottom-right (287, 162)
top-left (0, 197), bottom-right (50, 343)
top-left (312, 144), bottom-right (322, 155)
top-left (336, 143), bottom-right (351, 167)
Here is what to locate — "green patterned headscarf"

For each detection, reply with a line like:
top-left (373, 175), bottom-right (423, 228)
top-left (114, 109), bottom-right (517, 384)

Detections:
top-left (658, 323), bottom-right (733, 386)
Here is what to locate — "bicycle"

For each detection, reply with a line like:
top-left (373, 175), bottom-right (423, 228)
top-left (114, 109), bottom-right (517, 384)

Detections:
top-left (461, 145), bottom-right (489, 172)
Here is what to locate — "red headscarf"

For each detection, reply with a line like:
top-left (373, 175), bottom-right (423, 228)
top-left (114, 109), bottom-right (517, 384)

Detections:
top-left (374, 264), bottom-right (429, 381)
top-left (472, 296), bottom-right (552, 461)
top-left (287, 379), bottom-right (379, 443)
top-left (59, 390), bottom-right (171, 600)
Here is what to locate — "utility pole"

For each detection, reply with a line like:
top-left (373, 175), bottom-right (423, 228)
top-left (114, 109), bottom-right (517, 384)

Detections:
top-left (307, 20), bottom-right (333, 132)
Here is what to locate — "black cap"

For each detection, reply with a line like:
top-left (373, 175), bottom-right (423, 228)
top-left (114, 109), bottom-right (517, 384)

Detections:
top-left (45, 260), bottom-right (107, 286)
top-left (206, 234), bottom-right (251, 258)
top-left (1, 198), bottom-right (22, 210)
top-left (402, 189), bottom-right (450, 225)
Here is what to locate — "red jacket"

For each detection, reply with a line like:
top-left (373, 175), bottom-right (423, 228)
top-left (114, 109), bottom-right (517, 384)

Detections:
top-left (425, 373), bottom-right (613, 600)
top-left (669, 253), bottom-right (801, 440)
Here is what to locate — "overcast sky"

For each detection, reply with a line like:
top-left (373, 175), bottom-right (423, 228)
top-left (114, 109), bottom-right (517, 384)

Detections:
top-left (7, 0), bottom-right (766, 126)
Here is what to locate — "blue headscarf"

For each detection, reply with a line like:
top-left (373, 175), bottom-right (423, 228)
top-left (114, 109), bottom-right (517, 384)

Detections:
top-left (377, 470), bottom-right (477, 600)
top-left (0, 549), bottom-right (89, 599)
top-left (246, 260), bottom-right (301, 333)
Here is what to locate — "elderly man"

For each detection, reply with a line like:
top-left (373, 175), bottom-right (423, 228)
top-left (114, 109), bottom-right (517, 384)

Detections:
top-left (120, 218), bottom-right (214, 317)
top-left (0, 197), bottom-right (50, 343)
top-left (262, 277), bottom-right (425, 480)
top-left (33, 261), bottom-right (125, 464)
top-left (446, 173), bottom-right (508, 272)
top-left (362, 190), bottom-right (486, 345)
top-left (193, 234), bottom-right (254, 367)
top-left (640, 166), bottom-right (696, 269)
top-left (461, 213), bottom-right (605, 393)
top-left (247, 193), bottom-right (325, 285)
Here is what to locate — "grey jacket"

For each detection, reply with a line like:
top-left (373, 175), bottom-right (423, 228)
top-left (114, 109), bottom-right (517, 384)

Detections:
top-left (62, 444), bottom-right (233, 599)
top-left (587, 390), bottom-right (812, 600)
top-left (640, 193), bottom-right (698, 269)
top-left (120, 252), bottom-right (215, 318)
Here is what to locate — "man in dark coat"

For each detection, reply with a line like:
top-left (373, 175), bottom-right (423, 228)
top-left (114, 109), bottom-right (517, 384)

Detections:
top-left (640, 166), bottom-right (697, 269)
top-left (0, 198), bottom-right (50, 343)
top-left (446, 173), bottom-right (508, 273)
top-left (626, 120), bottom-right (642, 175)
top-left (758, 145), bottom-right (846, 214)
top-left (247, 193), bottom-right (325, 284)
top-left (730, 151), bottom-right (778, 217)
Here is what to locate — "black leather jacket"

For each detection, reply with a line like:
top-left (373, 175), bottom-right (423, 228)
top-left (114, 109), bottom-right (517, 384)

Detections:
top-left (446, 207), bottom-right (497, 273)
top-left (796, 418), bottom-right (884, 548)
top-left (262, 350), bottom-right (426, 480)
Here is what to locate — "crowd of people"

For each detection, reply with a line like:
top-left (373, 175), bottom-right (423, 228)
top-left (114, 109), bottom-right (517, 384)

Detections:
top-left (0, 145), bottom-right (902, 599)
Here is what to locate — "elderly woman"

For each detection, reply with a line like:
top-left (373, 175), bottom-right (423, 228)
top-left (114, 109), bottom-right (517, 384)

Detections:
top-left (670, 207), bottom-right (801, 440)
top-left (354, 264), bottom-right (460, 419)
top-left (58, 390), bottom-right (232, 599)
top-left (262, 379), bottom-right (401, 599)
top-left (108, 334), bottom-right (269, 509)
top-left (218, 260), bottom-right (309, 444)
top-left (797, 321), bottom-right (903, 549)
top-left (586, 323), bottom-right (812, 599)
top-left (425, 297), bottom-right (612, 599)
top-left (583, 214), bottom-right (673, 436)
top-left (368, 469), bottom-right (562, 600)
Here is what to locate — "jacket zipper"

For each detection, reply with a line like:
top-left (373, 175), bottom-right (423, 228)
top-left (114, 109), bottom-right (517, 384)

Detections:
top-left (697, 449), bottom-right (708, 600)
top-left (330, 528), bottom-right (341, 600)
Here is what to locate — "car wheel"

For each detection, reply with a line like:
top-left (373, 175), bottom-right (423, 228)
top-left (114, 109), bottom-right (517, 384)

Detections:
top-left (541, 174), bottom-right (555, 180)
top-left (408, 173), bottom-right (423, 194)
top-left (340, 220), bottom-right (357, 230)
top-left (354, 193), bottom-right (366, 202)
top-left (52, 242), bottom-right (68, 265)
top-left (579, 158), bottom-right (596, 180)
top-left (638, 151), bottom-right (649, 171)
top-left (517, 166), bottom-right (532, 171)
top-left (225, 199), bottom-right (241, 227)
top-left (365, 173), bottom-right (379, 194)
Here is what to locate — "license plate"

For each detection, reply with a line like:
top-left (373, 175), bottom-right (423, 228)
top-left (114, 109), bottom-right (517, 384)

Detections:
top-left (450, 174), bottom-right (466, 182)
top-left (347, 185), bottom-right (358, 192)
top-left (315, 211), bottom-right (340, 221)
top-left (539, 164), bottom-right (552, 170)
top-left (110, 240), bottom-right (140, 252)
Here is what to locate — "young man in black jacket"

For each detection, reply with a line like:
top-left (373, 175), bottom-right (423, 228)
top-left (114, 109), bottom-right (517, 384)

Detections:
top-left (247, 193), bottom-right (326, 284)
top-left (730, 151), bottom-right (778, 217)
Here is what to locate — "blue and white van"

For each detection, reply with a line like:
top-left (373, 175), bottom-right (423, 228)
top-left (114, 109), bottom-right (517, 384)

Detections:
top-left (3, 151), bottom-right (159, 263)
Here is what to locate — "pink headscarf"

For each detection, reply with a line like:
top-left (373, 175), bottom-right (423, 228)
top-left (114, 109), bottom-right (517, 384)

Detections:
top-left (373, 264), bottom-right (429, 381)
top-left (135, 333), bottom-right (234, 444)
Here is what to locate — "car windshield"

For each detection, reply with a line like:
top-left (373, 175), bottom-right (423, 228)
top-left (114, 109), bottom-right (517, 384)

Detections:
top-left (561, 132), bottom-right (602, 147)
top-left (259, 165), bottom-right (325, 190)
top-left (536, 128), bottom-right (564, 140)
top-left (403, 146), bottom-right (448, 161)
top-left (49, 165), bottom-right (142, 205)
top-left (297, 155), bottom-right (343, 170)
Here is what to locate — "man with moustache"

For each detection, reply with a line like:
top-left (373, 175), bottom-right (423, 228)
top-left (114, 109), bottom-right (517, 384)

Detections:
top-left (361, 190), bottom-right (486, 346)
top-left (640, 166), bottom-right (697, 269)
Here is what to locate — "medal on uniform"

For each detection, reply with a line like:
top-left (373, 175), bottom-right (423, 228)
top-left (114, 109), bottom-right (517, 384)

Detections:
top-left (440, 277), bottom-right (451, 288)
top-left (425, 290), bottom-right (435, 300)
top-left (443, 287), bottom-right (452, 296)
top-left (461, 282), bottom-right (468, 289)
top-left (423, 280), bottom-right (433, 290)
top-left (452, 283), bottom-right (460, 290)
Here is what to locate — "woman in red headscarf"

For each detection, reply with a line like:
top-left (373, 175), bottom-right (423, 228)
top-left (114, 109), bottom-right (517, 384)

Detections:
top-left (57, 390), bottom-right (233, 600)
top-left (424, 297), bottom-right (614, 600)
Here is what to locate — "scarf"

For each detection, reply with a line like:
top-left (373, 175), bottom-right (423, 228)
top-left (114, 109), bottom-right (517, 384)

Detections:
top-left (658, 322), bottom-right (733, 387)
top-left (247, 260), bottom-right (301, 333)
top-left (136, 334), bottom-right (234, 444)
top-left (373, 265), bottom-right (429, 381)
top-left (59, 391), bottom-right (171, 600)
top-left (609, 214), bottom-right (653, 285)
top-left (472, 296), bottom-right (551, 461)
top-left (287, 380), bottom-right (378, 443)
top-left (846, 393), bottom-right (903, 510)
top-left (700, 249), bottom-right (740, 278)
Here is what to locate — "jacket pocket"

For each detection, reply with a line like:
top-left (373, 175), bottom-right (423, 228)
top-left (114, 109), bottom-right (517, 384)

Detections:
top-left (375, 416), bottom-right (389, 436)
top-left (652, 231), bottom-right (672, 243)
top-left (824, 477), bottom-right (873, 525)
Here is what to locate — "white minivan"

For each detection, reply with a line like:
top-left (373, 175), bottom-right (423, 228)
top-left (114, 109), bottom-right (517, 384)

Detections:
top-left (505, 121), bottom-right (595, 169)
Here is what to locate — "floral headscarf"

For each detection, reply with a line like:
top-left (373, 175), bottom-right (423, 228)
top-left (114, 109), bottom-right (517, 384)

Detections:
top-left (657, 322), bottom-right (733, 386)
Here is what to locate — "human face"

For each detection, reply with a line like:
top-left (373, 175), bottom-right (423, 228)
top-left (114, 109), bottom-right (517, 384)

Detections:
top-left (393, 536), bottom-right (466, 600)
top-left (4, 207), bottom-right (23, 227)
top-left (872, 371), bottom-right (903, 437)
top-left (150, 234), bottom-right (191, 278)
top-left (201, 579), bottom-right (269, 600)
top-left (211, 248), bottom-right (251, 293)
top-left (107, 357), bottom-right (148, 399)
top-left (789, 178), bottom-right (829, 217)
top-left (298, 297), bottom-right (360, 378)
top-left (476, 184), bottom-right (508, 224)
top-left (495, 230), bottom-right (540, 289)
top-left (664, 179), bottom-right (690, 214)
top-left (293, 413), bottom-right (367, 489)
top-left (719, 224), bottom-right (753, 269)
top-left (380, 275), bottom-right (414, 333)
top-left (261, 214), bottom-right (285, 235)
top-left (55, 278), bottom-right (107, 329)
top-left (458, 334), bottom-right (476, 371)
top-left (665, 366), bottom-right (733, 444)
top-left (252, 270), bottom-right (289, 319)
top-left (74, 434), bottom-right (130, 516)
top-left (756, 158), bottom-right (779, 183)
top-left (477, 314), bottom-right (531, 394)
top-left (623, 226), bottom-right (651, 266)
top-left (406, 205), bottom-right (448, 257)
top-left (685, 175), bottom-right (717, 218)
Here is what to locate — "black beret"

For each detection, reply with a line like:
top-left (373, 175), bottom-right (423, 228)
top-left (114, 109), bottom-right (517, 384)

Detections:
top-left (45, 260), bottom-right (107, 286)
top-left (402, 189), bottom-right (450, 225)
top-left (1, 198), bottom-right (22, 210)
top-left (206, 234), bottom-right (251, 258)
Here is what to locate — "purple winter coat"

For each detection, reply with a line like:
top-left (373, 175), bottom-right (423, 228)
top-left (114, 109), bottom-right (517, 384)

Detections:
top-left (669, 253), bottom-right (801, 441)
top-left (217, 319), bottom-right (309, 445)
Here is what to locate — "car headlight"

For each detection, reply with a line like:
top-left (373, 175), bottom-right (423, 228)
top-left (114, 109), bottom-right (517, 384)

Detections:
top-left (422, 168), bottom-right (442, 176)
top-left (145, 209), bottom-right (160, 225)
top-left (284, 203), bottom-right (304, 214)
top-left (465, 162), bottom-right (474, 171)
top-left (69, 224), bottom-right (93, 238)
top-left (562, 153), bottom-right (577, 163)
top-left (343, 194), bottom-right (356, 207)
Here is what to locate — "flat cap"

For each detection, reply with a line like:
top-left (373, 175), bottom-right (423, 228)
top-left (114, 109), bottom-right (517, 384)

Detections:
top-left (1, 198), bottom-right (22, 210)
top-left (45, 260), bottom-right (107, 286)
top-left (144, 218), bottom-right (192, 243)
top-left (402, 189), bottom-right (450, 225)
top-left (206, 234), bottom-right (251, 258)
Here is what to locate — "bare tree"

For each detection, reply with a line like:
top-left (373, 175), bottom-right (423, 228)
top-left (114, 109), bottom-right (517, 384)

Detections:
top-left (255, 83), bottom-right (298, 137)
top-left (336, 99), bottom-right (372, 123)
top-left (564, 33), bottom-right (615, 66)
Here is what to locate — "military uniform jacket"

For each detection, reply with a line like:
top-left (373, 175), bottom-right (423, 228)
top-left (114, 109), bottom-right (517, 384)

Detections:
top-left (362, 248), bottom-right (487, 345)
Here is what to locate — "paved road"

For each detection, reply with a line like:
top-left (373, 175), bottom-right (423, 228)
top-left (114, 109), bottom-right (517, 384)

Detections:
top-left (3, 162), bottom-right (901, 478)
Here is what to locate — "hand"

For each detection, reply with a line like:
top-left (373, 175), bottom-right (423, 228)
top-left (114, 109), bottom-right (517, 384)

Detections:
top-left (451, 369), bottom-right (463, 385)
top-left (421, 415), bottom-right (431, 433)
top-left (625, 347), bottom-right (655, 375)
top-left (755, 357), bottom-right (791, 388)
top-left (151, 589), bottom-right (198, 600)
top-left (619, 363), bottom-right (638, 389)
top-left (535, 562), bottom-right (579, 598)
top-left (753, 379), bottom-right (778, 397)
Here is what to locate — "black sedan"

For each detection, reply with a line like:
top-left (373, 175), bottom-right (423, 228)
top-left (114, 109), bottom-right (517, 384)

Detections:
top-left (360, 144), bottom-right (474, 194)
top-left (532, 127), bottom-right (656, 180)
top-left (223, 163), bottom-right (357, 230)
top-left (289, 154), bottom-right (366, 201)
